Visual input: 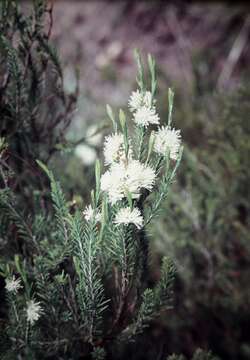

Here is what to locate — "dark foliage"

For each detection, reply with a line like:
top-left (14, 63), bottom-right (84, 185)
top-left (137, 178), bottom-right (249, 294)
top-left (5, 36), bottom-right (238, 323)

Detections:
top-left (0, 0), bottom-right (78, 209)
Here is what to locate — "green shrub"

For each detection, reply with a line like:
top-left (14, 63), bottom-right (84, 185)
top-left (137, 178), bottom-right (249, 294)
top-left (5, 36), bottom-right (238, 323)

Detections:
top-left (0, 0), bottom-right (78, 209)
top-left (0, 52), bottom-right (182, 359)
top-left (152, 85), bottom-right (250, 359)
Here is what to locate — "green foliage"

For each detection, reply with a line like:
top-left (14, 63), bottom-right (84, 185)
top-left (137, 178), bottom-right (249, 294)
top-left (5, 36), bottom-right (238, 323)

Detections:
top-left (92, 347), bottom-right (107, 360)
top-left (145, 148), bottom-right (183, 226)
top-left (37, 160), bottom-right (70, 247)
top-left (0, 0), bottom-right (77, 208)
top-left (167, 349), bottom-right (220, 360)
top-left (71, 212), bottom-right (108, 341)
top-left (0, 49), bottom-right (181, 359)
top-left (153, 84), bottom-right (250, 359)
top-left (121, 257), bottom-right (175, 340)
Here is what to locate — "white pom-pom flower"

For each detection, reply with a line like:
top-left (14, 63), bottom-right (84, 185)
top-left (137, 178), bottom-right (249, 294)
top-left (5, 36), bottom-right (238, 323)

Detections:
top-left (133, 106), bottom-right (159, 127)
top-left (114, 207), bottom-right (143, 229)
top-left (128, 89), bottom-right (142, 112)
top-left (5, 276), bottom-right (22, 294)
top-left (128, 90), bottom-right (154, 112)
top-left (103, 133), bottom-right (132, 166)
top-left (26, 300), bottom-right (43, 325)
top-left (83, 204), bottom-right (101, 222)
top-left (101, 159), bottom-right (156, 204)
top-left (154, 126), bottom-right (181, 160)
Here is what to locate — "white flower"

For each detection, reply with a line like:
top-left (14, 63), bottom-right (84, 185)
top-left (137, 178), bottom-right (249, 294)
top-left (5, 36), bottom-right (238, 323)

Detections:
top-left (75, 144), bottom-right (97, 166)
top-left (101, 159), bottom-right (156, 204)
top-left (133, 106), bottom-right (159, 127)
top-left (5, 276), bottom-right (22, 294)
top-left (128, 90), bottom-right (154, 112)
top-left (83, 204), bottom-right (101, 222)
top-left (26, 300), bottom-right (43, 325)
top-left (128, 90), bottom-right (143, 112)
top-left (125, 160), bottom-right (156, 192)
top-left (129, 89), bottom-right (158, 127)
top-left (100, 168), bottom-right (125, 204)
top-left (103, 133), bottom-right (132, 166)
top-left (114, 207), bottom-right (143, 229)
top-left (154, 126), bottom-right (181, 160)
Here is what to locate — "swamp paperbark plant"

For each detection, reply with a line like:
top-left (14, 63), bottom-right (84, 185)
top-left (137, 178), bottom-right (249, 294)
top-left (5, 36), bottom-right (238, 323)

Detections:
top-left (0, 53), bottom-right (182, 359)
top-left (0, 0), bottom-right (78, 208)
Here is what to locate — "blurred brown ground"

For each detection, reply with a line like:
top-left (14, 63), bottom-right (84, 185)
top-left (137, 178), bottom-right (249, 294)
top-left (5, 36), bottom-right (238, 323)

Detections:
top-left (45, 0), bottom-right (250, 107)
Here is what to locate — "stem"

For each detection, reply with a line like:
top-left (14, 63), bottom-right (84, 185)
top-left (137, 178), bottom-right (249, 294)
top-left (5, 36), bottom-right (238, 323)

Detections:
top-left (137, 127), bottom-right (146, 162)
top-left (136, 195), bottom-right (150, 291)
top-left (13, 301), bottom-right (19, 323)
top-left (25, 320), bottom-right (29, 345)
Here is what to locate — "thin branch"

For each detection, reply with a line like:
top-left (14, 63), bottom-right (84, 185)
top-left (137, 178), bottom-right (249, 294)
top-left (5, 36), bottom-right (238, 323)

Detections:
top-left (217, 17), bottom-right (250, 89)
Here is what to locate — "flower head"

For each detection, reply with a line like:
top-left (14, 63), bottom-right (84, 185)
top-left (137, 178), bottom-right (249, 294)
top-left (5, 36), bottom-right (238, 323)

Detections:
top-left (103, 133), bottom-right (132, 166)
top-left (114, 207), bottom-right (143, 229)
top-left (154, 126), bottom-right (181, 160)
top-left (128, 90), bottom-right (154, 112)
top-left (101, 159), bottom-right (156, 204)
top-left (128, 89), bottom-right (142, 112)
top-left (83, 204), bottom-right (101, 222)
top-left (133, 106), bottom-right (159, 127)
top-left (26, 300), bottom-right (43, 325)
top-left (5, 276), bottom-right (22, 294)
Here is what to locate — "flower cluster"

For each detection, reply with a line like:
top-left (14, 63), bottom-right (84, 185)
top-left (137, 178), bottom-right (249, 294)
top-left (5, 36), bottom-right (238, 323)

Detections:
top-left (101, 159), bottom-right (156, 205)
top-left (133, 106), bottom-right (160, 127)
top-left (5, 276), bottom-right (43, 326)
top-left (5, 276), bottom-right (23, 294)
top-left (103, 133), bottom-right (132, 165)
top-left (128, 90), bottom-right (154, 112)
top-left (95, 83), bottom-right (182, 229)
top-left (154, 126), bottom-right (181, 160)
top-left (26, 299), bottom-right (43, 326)
top-left (83, 204), bottom-right (101, 222)
top-left (129, 89), bottom-right (159, 127)
top-left (115, 207), bottom-right (143, 229)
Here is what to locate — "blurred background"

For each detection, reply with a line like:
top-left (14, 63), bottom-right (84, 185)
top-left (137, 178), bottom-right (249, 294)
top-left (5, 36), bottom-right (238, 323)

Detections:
top-left (4, 0), bottom-right (250, 359)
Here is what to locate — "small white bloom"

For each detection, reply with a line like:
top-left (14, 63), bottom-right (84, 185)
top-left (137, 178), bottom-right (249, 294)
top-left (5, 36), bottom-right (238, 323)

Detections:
top-left (5, 276), bottom-right (22, 294)
top-left (100, 169), bottom-right (125, 204)
top-left (133, 106), bottom-right (160, 127)
top-left (83, 204), bottom-right (101, 222)
top-left (101, 160), bottom-right (156, 204)
top-left (128, 90), bottom-right (154, 112)
top-left (128, 90), bottom-right (143, 112)
top-left (75, 144), bottom-right (97, 166)
top-left (154, 126), bottom-right (181, 160)
top-left (125, 160), bottom-right (156, 193)
top-left (103, 133), bottom-right (132, 166)
top-left (26, 300), bottom-right (43, 325)
top-left (114, 207), bottom-right (143, 229)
